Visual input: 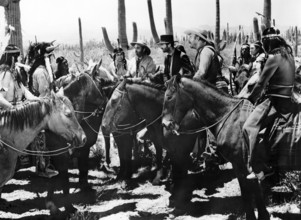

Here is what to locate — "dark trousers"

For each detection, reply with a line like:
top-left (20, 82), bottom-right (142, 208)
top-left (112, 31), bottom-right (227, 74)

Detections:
top-left (243, 97), bottom-right (293, 173)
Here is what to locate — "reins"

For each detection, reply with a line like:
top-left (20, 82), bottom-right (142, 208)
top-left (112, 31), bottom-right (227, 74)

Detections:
top-left (178, 99), bottom-right (244, 135)
top-left (113, 88), bottom-right (162, 134)
top-left (0, 138), bottom-right (77, 157)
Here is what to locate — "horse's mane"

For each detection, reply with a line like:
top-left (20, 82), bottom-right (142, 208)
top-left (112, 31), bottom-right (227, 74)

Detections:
top-left (64, 72), bottom-right (91, 95)
top-left (0, 99), bottom-right (52, 131)
top-left (192, 78), bottom-right (235, 99)
top-left (126, 79), bottom-right (166, 91)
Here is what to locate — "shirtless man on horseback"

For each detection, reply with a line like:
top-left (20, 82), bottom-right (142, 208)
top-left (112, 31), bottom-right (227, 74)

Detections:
top-left (244, 27), bottom-right (296, 181)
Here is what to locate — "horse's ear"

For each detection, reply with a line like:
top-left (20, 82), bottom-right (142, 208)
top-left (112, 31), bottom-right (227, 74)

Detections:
top-left (51, 90), bottom-right (57, 100)
top-left (96, 59), bottom-right (102, 69)
top-left (91, 65), bottom-right (98, 78)
top-left (175, 73), bottom-right (182, 84)
top-left (56, 87), bottom-right (64, 96)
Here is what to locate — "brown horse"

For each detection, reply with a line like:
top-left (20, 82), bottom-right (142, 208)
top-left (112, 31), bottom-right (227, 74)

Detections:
top-left (101, 79), bottom-right (165, 184)
top-left (43, 72), bottom-right (108, 215)
top-left (162, 76), bottom-right (270, 220)
top-left (101, 78), bottom-right (205, 206)
top-left (0, 92), bottom-right (86, 197)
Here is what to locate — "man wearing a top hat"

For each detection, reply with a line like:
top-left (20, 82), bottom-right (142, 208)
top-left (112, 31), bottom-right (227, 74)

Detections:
top-left (244, 27), bottom-right (296, 181)
top-left (126, 40), bottom-right (156, 80)
top-left (157, 35), bottom-right (194, 80)
top-left (185, 29), bottom-right (223, 85)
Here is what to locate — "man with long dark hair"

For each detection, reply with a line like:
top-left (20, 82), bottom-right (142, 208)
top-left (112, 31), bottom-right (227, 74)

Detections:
top-left (244, 27), bottom-right (295, 181)
top-left (0, 44), bottom-right (39, 108)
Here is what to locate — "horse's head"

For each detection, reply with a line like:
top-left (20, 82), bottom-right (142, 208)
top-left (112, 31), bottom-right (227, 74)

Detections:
top-left (162, 75), bottom-right (194, 137)
top-left (47, 90), bottom-right (86, 147)
top-left (86, 59), bottom-right (115, 81)
top-left (234, 64), bottom-right (250, 94)
top-left (101, 79), bottom-right (133, 133)
top-left (55, 56), bottom-right (69, 79)
top-left (63, 72), bottom-right (108, 122)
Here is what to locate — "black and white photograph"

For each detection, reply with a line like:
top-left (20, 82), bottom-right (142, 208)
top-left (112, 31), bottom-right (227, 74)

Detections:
top-left (0, 0), bottom-right (301, 219)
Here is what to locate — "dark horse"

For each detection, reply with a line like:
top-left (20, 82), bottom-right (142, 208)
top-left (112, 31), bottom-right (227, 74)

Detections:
top-left (101, 79), bottom-right (166, 184)
top-left (44, 72), bottom-right (108, 214)
top-left (162, 76), bottom-right (270, 220)
top-left (101, 78), bottom-right (206, 203)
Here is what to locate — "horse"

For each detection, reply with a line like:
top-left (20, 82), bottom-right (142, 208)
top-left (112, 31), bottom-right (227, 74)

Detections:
top-left (101, 78), bottom-right (166, 184)
top-left (0, 91), bottom-right (86, 198)
top-left (233, 64), bottom-right (251, 94)
top-left (101, 78), bottom-right (208, 205)
top-left (162, 76), bottom-right (270, 220)
top-left (44, 72), bottom-right (108, 214)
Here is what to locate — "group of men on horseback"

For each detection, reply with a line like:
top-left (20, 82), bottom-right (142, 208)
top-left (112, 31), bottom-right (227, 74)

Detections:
top-left (0, 22), bottom-right (298, 193)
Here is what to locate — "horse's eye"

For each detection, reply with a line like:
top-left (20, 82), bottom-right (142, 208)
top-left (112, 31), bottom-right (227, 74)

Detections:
top-left (65, 111), bottom-right (72, 118)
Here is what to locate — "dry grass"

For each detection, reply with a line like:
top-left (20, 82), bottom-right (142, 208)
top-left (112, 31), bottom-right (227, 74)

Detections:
top-left (52, 40), bottom-right (234, 72)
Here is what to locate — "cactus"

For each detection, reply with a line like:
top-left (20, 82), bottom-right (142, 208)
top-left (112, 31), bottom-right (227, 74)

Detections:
top-left (263, 0), bottom-right (271, 28)
top-left (215, 0), bottom-right (220, 52)
top-left (78, 18), bottom-right (84, 64)
top-left (0, 0), bottom-right (23, 54)
top-left (147, 0), bottom-right (160, 43)
top-left (101, 27), bottom-right (114, 53)
top-left (132, 22), bottom-right (138, 43)
top-left (165, 0), bottom-right (173, 35)
top-left (118, 0), bottom-right (128, 49)
top-left (295, 26), bottom-right (298, 56)
top-left (253, 17), bottom-right (261, 41)
top-left (227, 23), bottom-right (230, 44)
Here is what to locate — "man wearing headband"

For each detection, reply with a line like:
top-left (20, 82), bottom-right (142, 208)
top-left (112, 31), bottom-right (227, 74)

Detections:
top-left (244, 27), bottom-right (295, 181)
top-left (108, 47), bottom-right (128, 80)
top-left (0, 44), bottom-right (39, 108)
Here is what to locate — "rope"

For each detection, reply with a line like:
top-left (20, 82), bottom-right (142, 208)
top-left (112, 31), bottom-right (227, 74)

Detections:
top-left (0, 139), bottom-right (74, 157)
top-left (178, 99), bottom-right (244, 135)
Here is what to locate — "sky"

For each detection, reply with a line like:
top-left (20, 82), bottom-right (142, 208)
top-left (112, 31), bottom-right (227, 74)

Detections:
top-left (1, 0), bottom-right (301, 44)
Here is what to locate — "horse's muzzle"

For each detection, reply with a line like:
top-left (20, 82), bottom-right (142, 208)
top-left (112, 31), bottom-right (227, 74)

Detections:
top-left (72, 132), bottom-right (86, 148)
top-left (162, 118), bottom-right (180, 136)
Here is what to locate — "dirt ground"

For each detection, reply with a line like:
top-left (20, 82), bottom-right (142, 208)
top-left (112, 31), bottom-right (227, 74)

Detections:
top-left (0, 136), bottom-right (301, 220)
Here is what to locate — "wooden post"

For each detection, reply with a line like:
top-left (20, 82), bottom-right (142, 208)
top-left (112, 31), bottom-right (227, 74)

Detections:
top-left (78, 17), bottom-right (84, 64)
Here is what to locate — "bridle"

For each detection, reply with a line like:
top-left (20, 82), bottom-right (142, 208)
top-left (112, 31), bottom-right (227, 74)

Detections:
top-left (112, 87), bottom-right (162, 134)
top-left (165, 78), bottom-right (244, 136)
top-left (73, 73), bottom-right (107, 134)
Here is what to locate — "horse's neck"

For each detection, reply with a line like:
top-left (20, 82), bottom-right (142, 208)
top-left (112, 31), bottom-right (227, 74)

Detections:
top-left (128, 84), bottom-right (164, 120)
top-left (187, 82), bottom-right (237, 126)
top-left (0, 111), bottom-right (49, 153)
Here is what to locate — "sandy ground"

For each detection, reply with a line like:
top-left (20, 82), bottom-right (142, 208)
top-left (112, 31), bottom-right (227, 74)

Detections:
top-left (0, 135), bottom-right (300, 220)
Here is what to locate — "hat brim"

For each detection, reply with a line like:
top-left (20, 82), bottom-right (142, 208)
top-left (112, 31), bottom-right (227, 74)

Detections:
top-left (184, 29), bottom-right (211, 43)
top-left (157, 40), bottom-right (178, 45)
top-left (131, 42), bottom-right (151, 55)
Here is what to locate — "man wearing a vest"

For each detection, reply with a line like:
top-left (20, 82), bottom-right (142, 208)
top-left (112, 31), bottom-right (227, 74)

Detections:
top-left (157, 35), bottom-right (194, 81)
top-left (185, 29), bottom-right (224, 86)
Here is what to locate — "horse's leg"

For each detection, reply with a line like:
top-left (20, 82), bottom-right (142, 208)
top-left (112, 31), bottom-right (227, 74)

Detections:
top-left (253, 181), bottom-right (270, 220)
top-left (77, 145), bottom-right (91, 189)
top-left (104, 133), bottom-right (111, 166)
top-left (233, 162), bottom-right (260, 220)
top-left (114, 135), bottom-right (125, 179)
